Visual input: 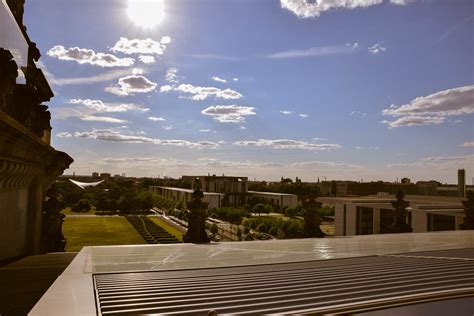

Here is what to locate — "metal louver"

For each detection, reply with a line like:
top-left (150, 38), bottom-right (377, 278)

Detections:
top-left (93, 249), bottom-right (474, 315)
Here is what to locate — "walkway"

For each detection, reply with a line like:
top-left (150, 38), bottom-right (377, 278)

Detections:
top-left (126, 215), bottom-right (181, 244)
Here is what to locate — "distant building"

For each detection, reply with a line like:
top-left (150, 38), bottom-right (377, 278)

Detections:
top-left (149, 186), bottom-right (224, 209)
top-left (247, 191), bottom-right (298, 208)
top-left (92, 172), bottom-right (99, 177)
top-left (151, 175), bottom-right (298, 209)
top-left (321, 195), bottom-right (466, 236)
top-left (458, 169), bottom-right (466, 198)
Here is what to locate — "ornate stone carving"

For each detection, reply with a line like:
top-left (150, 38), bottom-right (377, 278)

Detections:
top-left (41, 186), bottom-right (66, 252)
top-left (183, 189), bottom-right (210, 243)
top-left (390, 190), bottom-right (412, 233)
top-left (460, 191), bottom-right (474, 230)
top-left (0, 48), bottom-right (18, 111)
top-left (302, 196), bottom-right (325, 238)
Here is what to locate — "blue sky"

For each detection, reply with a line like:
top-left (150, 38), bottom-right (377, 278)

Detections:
top-left (24, 0), bottom-right (473, 182)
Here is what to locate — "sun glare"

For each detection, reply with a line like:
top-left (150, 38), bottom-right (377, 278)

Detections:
top-left (127, 0), bottom-right (165, 28)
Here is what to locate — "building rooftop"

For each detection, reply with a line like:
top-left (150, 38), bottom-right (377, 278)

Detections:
top-left (247, 190), bottom-right (296, 196)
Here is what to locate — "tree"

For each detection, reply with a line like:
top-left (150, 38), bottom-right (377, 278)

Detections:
top-left (302, 196), bottom-right (325, 238)
top-left (252, 203), bottom-right (265, 216)
top-left (71, 199), bottom-right (91, 213)
top-left (263, 204), bottom-right (273, 216)
top-left (210, 223), bottom-right (218, 235)
top-left (460, 191), bottom-right (474, 230)
top-left (175, 200), bottom-right (187, 211)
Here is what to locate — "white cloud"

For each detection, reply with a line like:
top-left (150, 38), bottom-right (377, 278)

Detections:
top-left (74, 129), bottom-right (219, 149)
top-left (105, 75), bottom-right (157, 96)
top-left (390, 0), bottom-right (414, 5)
top-left (382, 85), bottom-right (474, 128)
top-left (383, 86), bottom-right (474, 117)
top-left (110, 37), bottom-right (171, 55)
top-left (291, 160), bottom-right (361, 169)
top-left (350, 110), bottom-right (367, 117)
top-left (148, 116), bottom-right (165, 121)
top-left (299, 113), bottom-right (309, 118)
top-left (80, 115), bottom-right (128, 123)
top-left (233, 139), bottom-right (342, 151)
top-left (201, 105), bottom-right (256, 123)
top-left (199, 129), bottom-right (211, 132)
top-left (212, 76), bottom-right (227, 83)
top-left (280, 0), bottom-right (383, 18)
top-left (165, 68), bottom-right (179, 83)
top-left (346, 42), bottom-right (359, 48)
top-left (387, 154), bottom-right (474, 169)
top-left (233, 78), bottom-right (239, 81)
top-left (162, 126), bottom-right (173, 130)
top-left (280, 110), bottom-right (293, 115)
top-left (47, 45), bottom-right (134, 67)
top-left (56, 132), bottom-right (72, 138)
top-left (368, 42), bottom-right (386, 54)
top-left (461, 142), bottom-right (474, 147)
top-left (69, 98), bottom-right (148, 112)
top-left (188, 54), bottom-right (241, 61)
top-left (381, 116), bottom-right (445, 128)
top-left (138, 55), bottom-right (156, 64)
top-left (267, 44), bottom-right (357, 58)
top-left (161, 83), bottom-right (243, 101)
top-left (51, 68), bottom-right (141, 86)
top-left (160, 85), bottom-right (174, 92)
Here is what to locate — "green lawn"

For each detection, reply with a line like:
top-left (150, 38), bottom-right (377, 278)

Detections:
top-left (63, 217), bottom-right (145, 252)
top-left (148, 217), bottom-right (184, 241)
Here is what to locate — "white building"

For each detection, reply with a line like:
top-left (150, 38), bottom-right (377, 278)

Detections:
top-left (149, 186), bottom-right (224, 209)
top-left (320, 195), bottom-right (466, 236)
top-left (247, 191), bottom-right (298, 208)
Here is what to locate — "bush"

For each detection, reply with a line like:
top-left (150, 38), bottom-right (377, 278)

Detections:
top-left (256, 223), bottom-right (268, 233)
top-left (210, 223), bottom-right (218, 235)
top-left (71, 199), bottom-right (91, 213)
top-left (211, 207), bottom-right (249, 224)
top-left (268, 227), bottom-right (278, 236)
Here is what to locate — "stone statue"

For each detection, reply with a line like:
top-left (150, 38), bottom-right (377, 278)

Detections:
top-left (460, 191), bottom-right (474, 230)
top-left (41, 186), bottom-right (66, 252)
top-left (183, 188), bottom-right (210, 243)
top-left (390, 190), bottom-right (412, 233)
top-left (0, 48), bottom-right (18, 112)
top-left (302, 196), bottom-right (325, 238)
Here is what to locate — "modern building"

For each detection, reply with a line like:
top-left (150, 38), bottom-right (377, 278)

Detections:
top-left (183, 175), bottom-right (248, 206)
top-left (149, 186), bottom-right (225, 209)
top-left (321, 195), bottom-right (467, 236)
top-left (247, 190), bottom-right (298, 208)
top-left (151, 175), bottom-right (298, 209)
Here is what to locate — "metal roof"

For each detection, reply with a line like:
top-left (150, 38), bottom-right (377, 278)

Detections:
top-left (94, 248), bottom-right (474, 315)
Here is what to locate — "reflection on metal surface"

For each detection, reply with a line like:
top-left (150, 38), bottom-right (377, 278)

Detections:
top-left (94, 250), bottom-right (474, 315)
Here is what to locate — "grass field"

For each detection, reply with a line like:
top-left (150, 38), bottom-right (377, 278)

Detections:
top-left (63, 217), bottom-right (145, 252)
top-left (148, 217), bottom-right (184, 242)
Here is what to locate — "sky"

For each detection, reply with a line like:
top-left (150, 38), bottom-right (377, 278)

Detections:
top-left (24, 0), bottom-right (473, 183)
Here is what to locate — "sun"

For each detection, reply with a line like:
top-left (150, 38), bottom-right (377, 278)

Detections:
top-left (127, 0), bottom-right (165, 28)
